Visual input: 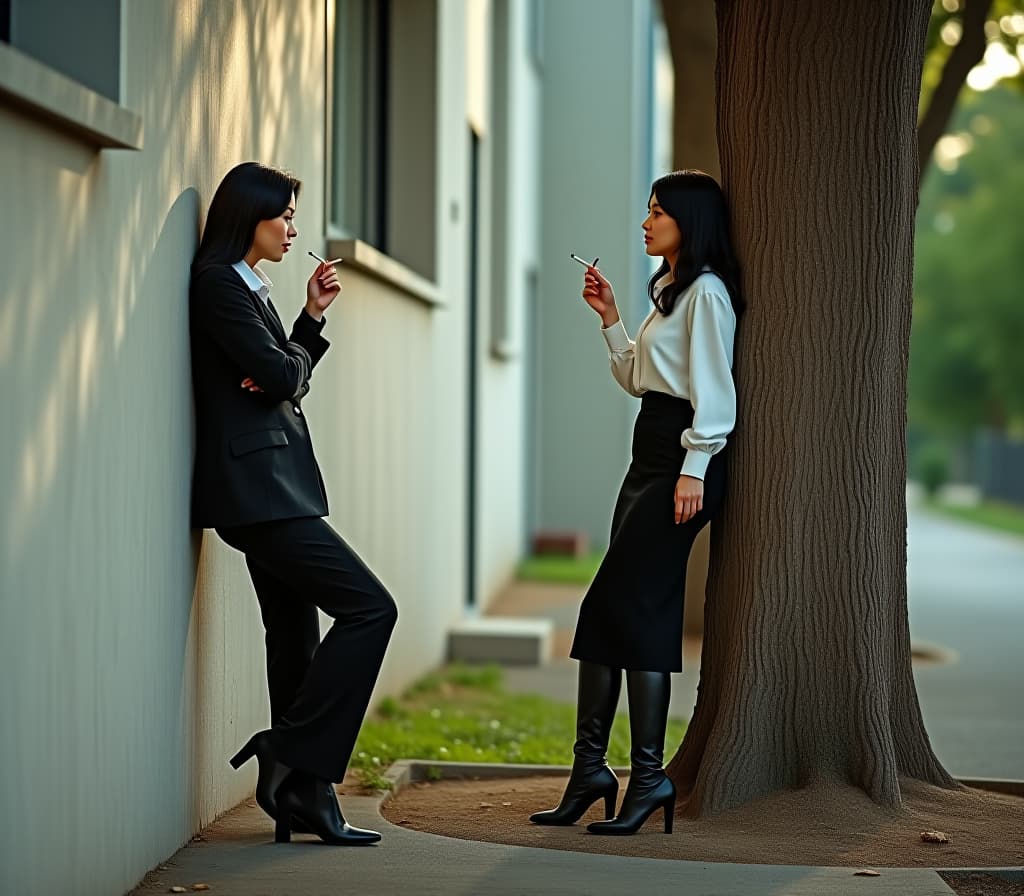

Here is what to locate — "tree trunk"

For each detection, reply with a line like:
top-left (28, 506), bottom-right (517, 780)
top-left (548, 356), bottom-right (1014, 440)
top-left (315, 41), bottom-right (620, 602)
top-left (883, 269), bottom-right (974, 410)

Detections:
top-left (917, 0), bottom-right (992, 181)
top-left (660, 0), bottom-right (720, 179)
top-left (667, 0), bottom-right (957, 816)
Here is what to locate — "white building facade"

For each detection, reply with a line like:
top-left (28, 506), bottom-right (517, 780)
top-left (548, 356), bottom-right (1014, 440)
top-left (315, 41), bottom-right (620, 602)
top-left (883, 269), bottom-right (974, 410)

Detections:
top-left (0, 1), bottom-right (661, 892)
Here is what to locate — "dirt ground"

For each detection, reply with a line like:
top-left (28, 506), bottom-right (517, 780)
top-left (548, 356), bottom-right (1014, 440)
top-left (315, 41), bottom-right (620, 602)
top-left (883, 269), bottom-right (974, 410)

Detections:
top-left (383, 774), bottom-right (1024, 869)
top-left (940, 871), bottom-right (1024, 896)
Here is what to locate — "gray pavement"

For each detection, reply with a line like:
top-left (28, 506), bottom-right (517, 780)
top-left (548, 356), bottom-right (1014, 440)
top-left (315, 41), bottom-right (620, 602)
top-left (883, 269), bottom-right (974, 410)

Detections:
top-left (907, 505), bottom-right (1024, 780)
top-left (130, 502), bottom-right (1021, 896)
top-left (129, 791), bottom-right (957, 896)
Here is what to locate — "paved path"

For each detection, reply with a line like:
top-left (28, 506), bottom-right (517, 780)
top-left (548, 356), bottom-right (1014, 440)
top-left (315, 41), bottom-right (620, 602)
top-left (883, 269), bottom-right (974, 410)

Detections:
top-left (907, 507), bottom-right (1024, 780)
top-left (129, 792), bottom-right (956, 896)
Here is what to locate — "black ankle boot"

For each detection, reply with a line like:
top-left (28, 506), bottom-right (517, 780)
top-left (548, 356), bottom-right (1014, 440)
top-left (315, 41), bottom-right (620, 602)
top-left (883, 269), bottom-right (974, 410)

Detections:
top-left (229, 730), bottom-right (292, 821)
top-left (274, 771), bottom-right (381, 845)
top-left (530, 661), bottom-right (621, 826)
top-left (588, 670), bottom-right (675, 835)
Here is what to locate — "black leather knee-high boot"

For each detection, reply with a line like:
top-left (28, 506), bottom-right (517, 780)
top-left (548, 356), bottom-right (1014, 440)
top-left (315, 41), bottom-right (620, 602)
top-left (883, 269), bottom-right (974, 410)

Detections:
top-left (529, 661), bottom-right (621, 825)
top-left (587, 670), bottom-right (675, 835)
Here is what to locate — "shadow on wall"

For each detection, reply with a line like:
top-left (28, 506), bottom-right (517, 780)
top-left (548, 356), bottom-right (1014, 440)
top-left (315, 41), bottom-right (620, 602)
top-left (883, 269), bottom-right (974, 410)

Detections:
top-left (0, 187), bottom-right (216, 892)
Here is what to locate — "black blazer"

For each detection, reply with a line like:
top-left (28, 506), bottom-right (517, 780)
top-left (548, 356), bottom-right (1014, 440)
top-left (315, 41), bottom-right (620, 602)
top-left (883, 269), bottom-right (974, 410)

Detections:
top-left (189, 264), bottom-right (331, 528)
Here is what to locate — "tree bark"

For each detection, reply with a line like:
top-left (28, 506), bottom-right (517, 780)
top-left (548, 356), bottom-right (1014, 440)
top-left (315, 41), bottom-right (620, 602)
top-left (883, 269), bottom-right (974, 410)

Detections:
top-left (660, 0), bottom-right (720, 179)
top-left (917, 0), bottom-right (992, 180)
top-left (667, 0), bottom-right (958, 816)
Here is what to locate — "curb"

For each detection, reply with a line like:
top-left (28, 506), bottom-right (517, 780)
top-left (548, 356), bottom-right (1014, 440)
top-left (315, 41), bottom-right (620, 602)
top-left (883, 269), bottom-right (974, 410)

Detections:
top-left (380, 759), bottom-right (1024, 801)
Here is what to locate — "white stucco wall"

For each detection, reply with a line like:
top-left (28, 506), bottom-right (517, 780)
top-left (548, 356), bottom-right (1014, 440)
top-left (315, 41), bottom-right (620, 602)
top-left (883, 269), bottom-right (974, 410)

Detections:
top-left (0, 1), bottom-right (526, 892)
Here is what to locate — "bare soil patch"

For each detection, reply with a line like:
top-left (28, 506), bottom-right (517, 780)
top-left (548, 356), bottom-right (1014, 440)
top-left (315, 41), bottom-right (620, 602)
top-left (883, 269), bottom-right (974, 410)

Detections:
top-left (383, 774), bottom-right (1024, 868)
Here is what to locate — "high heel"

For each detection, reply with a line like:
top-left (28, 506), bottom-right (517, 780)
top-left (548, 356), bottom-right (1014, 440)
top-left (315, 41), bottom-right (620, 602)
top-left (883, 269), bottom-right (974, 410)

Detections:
top-left (275, 813), bottom-right (291, 844)
top-left (587, 670), bottom-right (676, 836)
top-left (588, 775), bottom-right (675, 835)
top-left (529, 767), bottom-right (619, 825)
top-left (229, 730), bottom-right (295, 825)
top-left (529, 661), bottom-right (621, 826)
top-left (275, 771), bottom-right (381, 845)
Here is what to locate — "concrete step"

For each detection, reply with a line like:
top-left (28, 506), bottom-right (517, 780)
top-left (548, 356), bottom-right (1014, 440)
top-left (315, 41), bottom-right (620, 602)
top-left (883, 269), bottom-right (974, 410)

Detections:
top-left (447, 616), bottom-right (553, 666)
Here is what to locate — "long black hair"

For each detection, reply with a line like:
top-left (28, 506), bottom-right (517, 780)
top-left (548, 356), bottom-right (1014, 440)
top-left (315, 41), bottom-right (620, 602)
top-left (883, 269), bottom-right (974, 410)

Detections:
top-left (647, 170), bottom-right (743, 316)
top-left (191, 162), bottom-right (301, 277)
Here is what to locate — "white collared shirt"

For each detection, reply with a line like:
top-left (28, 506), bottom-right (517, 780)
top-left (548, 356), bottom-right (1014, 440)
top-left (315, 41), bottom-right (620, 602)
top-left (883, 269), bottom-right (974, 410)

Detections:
top-left (600, 271), bottom-right (737, 480)
top-left (231, 259), bottom-right (273, 306)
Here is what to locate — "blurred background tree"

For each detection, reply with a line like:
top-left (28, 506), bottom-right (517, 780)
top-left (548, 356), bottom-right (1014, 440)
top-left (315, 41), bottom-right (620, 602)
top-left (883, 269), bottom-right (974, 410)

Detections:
top-left (910, 2), bottom-right (1024, 489)
top-left (919, 0), bottom-right (1024, 177)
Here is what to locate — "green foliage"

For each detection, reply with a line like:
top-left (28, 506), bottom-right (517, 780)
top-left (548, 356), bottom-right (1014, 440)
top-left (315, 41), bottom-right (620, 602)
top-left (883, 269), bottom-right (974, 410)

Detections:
top-left (915, 442), bottom-right (951, 496)
top-left (911, 85), bottom-right (1024, 434)
top-left (349, 663), bottom-right (688, 790)
top-left (921, 0), bottom-right (1024, 116)
top-left (517, 552), bottom-right (604, 585)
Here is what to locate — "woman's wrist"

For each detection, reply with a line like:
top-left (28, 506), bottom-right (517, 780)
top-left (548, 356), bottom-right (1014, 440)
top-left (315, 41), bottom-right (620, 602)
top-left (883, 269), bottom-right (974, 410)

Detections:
top-left (304, 302), bottom-right (324, 322)
top-left (600, 308), bottom-right (620, 329)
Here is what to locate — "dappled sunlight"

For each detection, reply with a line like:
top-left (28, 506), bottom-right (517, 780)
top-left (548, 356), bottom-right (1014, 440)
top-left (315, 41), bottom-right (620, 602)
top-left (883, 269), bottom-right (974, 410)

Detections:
top-left (967, 40), bottom-right (1023, 89)
top-left (20, 329), bottom-right (78, 529)
top-left (76, 306), bottom-right (101, 428)
top-left (3, 0), bottom-right (327, 574)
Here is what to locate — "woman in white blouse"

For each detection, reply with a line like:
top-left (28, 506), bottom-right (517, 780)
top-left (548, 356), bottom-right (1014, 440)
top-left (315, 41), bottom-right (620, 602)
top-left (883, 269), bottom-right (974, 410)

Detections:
top-left (531, 170), bottom-right (742, 836)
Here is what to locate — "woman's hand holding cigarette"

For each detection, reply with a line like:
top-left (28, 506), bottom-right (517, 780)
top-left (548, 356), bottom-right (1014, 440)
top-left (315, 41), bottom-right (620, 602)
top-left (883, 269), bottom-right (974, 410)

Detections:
top-left (581, 266), bottom-right (620, 328)
top-left (305, 255), bottom-right (342, 321)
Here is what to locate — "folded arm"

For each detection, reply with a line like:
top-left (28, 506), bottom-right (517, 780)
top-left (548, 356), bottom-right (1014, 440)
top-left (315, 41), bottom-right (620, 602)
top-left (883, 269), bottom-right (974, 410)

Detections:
top-left (193, 268), bottom-right (330, 402)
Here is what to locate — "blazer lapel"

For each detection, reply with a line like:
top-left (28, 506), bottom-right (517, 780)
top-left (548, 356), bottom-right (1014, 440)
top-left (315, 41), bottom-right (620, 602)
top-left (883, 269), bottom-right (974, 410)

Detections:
top-left (246, 290), bottom-right (287, 344)
top-left (265, 297), bottom-right (289, 343)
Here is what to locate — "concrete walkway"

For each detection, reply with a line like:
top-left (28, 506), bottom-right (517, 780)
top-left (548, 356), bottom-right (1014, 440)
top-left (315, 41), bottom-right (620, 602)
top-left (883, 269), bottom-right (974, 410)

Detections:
top-left (129, 502), bottom-right (1021, 896)
top-left (128, 790), bottom-right (956, 896)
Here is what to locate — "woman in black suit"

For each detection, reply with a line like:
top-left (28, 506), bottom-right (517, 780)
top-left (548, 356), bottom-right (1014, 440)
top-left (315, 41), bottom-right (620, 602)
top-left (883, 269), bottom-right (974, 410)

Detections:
top-left (190, 162), bottom-right (397, 846)
top-left (530, 171), bottom-right (742, 835)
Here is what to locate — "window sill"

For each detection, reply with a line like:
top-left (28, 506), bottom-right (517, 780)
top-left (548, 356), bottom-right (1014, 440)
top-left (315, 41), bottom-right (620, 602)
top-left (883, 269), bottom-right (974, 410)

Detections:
top-left (326, 238), bottom-right (443, 308)
top-left (0, 43), bottom-right (142, 150)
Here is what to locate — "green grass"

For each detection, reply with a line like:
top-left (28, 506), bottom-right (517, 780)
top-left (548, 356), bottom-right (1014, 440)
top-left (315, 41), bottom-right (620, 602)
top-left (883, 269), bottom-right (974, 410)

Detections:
top-left (516, 551), bottom-right (604, 585)
top-left (350, 663), bottom-right (687, 790)
top-left (928, 498), bottom-right (1024, 539)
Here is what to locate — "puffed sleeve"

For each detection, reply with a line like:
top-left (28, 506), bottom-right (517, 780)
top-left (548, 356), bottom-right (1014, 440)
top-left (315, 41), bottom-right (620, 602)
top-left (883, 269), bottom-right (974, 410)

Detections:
top-left (679, 286), bottom-right (737, 479)
top-left (601, 319), bottom-right (644, 397)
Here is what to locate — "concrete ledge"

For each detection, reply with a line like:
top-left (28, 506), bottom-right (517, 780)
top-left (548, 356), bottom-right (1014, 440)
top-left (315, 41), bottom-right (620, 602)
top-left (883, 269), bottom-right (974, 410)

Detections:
top-left (326, 238), bottom-right (443, 307)
top-left (0, 43), bottom-right (142, 149)
top-left (447, 616), bottom-right (553, 666)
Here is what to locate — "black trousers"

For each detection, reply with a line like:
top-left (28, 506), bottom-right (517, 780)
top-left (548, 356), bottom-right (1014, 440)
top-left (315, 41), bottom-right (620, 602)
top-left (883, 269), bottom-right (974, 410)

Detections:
top-left (217, 516), bottom-right (397, 783)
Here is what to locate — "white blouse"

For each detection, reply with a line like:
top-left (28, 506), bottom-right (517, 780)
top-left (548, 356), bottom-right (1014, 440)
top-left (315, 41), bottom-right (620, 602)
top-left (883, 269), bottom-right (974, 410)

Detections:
top-left (601, 271), bottom-right (737, 480)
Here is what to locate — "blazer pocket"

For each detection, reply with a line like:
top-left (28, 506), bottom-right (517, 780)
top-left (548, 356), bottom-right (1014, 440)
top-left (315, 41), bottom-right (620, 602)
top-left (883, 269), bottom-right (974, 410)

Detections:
top-left (230, 428), bottom-right (289, 457)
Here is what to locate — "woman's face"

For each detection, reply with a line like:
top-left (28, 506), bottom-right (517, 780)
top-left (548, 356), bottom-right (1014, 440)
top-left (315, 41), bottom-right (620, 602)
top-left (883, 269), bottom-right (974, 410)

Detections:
top-left (248, 191), bottom-right (298, 264)
top-left (642, 192), bottom-right (681, 263)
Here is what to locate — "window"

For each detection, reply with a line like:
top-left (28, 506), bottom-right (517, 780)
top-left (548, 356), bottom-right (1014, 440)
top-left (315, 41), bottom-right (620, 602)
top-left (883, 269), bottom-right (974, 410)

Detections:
top-left (0, 0), bottom-right (139, 150)
top-left (2, 0), bottom-right (121, 102)
top-left (330, 0), bottom-right (438, 281)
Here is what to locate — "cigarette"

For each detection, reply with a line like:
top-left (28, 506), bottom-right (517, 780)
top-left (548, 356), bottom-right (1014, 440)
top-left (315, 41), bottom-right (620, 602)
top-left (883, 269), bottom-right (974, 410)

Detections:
top-left (570, 253), bottom-right (599, 268)
top-left (308, 250), bottom-right (344, 265)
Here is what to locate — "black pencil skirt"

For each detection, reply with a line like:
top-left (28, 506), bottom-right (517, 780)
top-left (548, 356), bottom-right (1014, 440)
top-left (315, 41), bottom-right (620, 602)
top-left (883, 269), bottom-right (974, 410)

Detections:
top-left (569, 391), bottom-right (727, 673)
